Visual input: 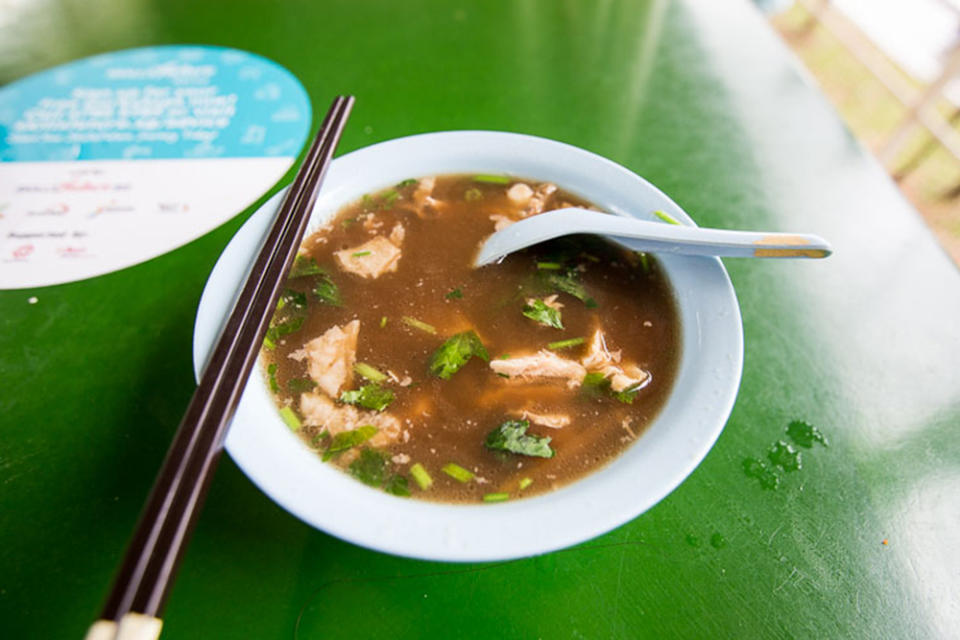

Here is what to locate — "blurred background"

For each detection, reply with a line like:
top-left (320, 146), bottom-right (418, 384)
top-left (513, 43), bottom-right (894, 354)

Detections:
top-left (761, 0), bottom-right (960, 265)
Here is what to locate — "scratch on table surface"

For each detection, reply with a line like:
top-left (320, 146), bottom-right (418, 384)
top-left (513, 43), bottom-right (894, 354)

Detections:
top-left (767, 523), bottom-right (784, 546)
top-left (773, 566), bottom-right (799, 594)
top-left (611, 545), bottom-right (628, 623)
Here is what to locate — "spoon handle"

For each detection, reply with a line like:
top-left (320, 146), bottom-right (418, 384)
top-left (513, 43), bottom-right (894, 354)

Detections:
top-left (475, 209), bottom-right (832, 265)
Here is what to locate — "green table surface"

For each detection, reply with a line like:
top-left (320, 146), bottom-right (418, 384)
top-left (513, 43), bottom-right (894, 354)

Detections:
top-left (3, 1), bottom-right (959, 638)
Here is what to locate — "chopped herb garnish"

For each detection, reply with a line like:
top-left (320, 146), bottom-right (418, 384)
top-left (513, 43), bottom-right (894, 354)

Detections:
top-left (653, 209), bottom-right (681, 225)
top-left (522, 299), bottom-right (563, 329)
top-left (267, 363), bottom-right (280, 393)
top-left (279, 406), bottom-right (301, 432)
top-left (637, 252), bottom-right (651, 273)
top-left (264, 316), bottom-right (304, 350)
top-left (410, 463), bottom-right (433, 490)
top-left (352, 250), bottom-right (372, 257)
top-left (485, 419), bottom-right (555, 458)
top-left (542, 270), bottom-right (597, 308)
top-left (286, 377), bottom-right (316, 393)
top-left (341, 217), bottom-right (357, 228)
top-left (349, 447), bottom-right (388, 487)
top-left (473, 174), bottom-right (510, 184)
top-left (383, 473), bottom-right (411, 496)
top-left (354, 362), bottom-right (388, 383)
top-left (381, 189), bottom-right (400, 207)
top-left (582, 372), bottom-right (640, 404)
top-left (289, 255), bottom-right (324, 278)
top-left (309, 430), bottom-right (329, 448)
top-left (379, 316), bottom-right (388, 328)
top-left (396, 178), bottom-right (417, 188)
top-left (339, 384), bottom-right (395, 412)
top-left (547, 337), bottom-right (584, 350)
top-left (464, 187), bottom-right (483, 201)
top-left (536, 262), bottom-right (563, 270)
top-left (348, 448), bottom-right (410, 496)
top-left (483, 492), bottom-right (510, 503)
top-left (519, 477), bottom-right (533, 490)
top-left (402, 316), bottom-right (437, 335)
top-left (361, 194), bottom-right (375, 211)
top-left (442, 463), bottom-right (475, 483)
top-left (322, 425), bottom-right (378, 461)
top-left (428, 330), bottom-right (490, 379)
top-left (312, 272), bottom-right (342, 306)
top-left (445, 288), bottom-right (464, 300)
top-left (278, 288), bottom-right (307, 310)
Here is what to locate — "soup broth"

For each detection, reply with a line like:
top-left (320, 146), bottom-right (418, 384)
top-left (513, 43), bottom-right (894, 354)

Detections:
top-left (261, 175), bottom-right (680, 502)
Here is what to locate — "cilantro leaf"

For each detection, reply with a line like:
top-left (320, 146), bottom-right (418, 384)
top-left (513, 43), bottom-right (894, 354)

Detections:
top-left (263, 315), bottom-right (304, 350)
top-left (348, 448), bottom-right (411, 496)
top-left (582, 372), bottom-right (640, 404)
top-left (339, 384), bottom-right (395, 412)
top-left (522, 299), bottom-right (563, 329)
top-left (312, 272), bottom-right (342, 306)
top-left (396, 178), bottom-right (418, 188)
top-left (349, 448), bottom-right (388, 486)
top-left (445, 288), bottom-right (464, 300)
top-left (322, 425), bottom-right (378, 461)
top-left (484, 419), bottom-right (555, 458)
top-left (542, 269), bottom-right (597, 308)
top-left (289, 255), bottom-right (324, 278)
top-left (428, 330), bottom-right (490, 380)
top-left (383, 473), bottom-right (411, 496)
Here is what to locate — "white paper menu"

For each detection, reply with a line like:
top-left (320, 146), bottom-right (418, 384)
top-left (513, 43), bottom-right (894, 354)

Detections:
top-left (0, 46), bottom-right (311, 289)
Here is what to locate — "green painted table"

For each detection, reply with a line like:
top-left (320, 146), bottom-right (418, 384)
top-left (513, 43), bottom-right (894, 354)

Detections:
top-left (3, 1), bottom-right (959, 637)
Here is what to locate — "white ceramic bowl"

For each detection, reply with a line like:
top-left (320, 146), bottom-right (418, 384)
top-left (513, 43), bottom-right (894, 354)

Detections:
top-left (193, 131), bottom-right (743, 562)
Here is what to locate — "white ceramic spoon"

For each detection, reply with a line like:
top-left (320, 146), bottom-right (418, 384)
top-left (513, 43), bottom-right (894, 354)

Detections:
top-left (474, 208), bottom-right (832, 267)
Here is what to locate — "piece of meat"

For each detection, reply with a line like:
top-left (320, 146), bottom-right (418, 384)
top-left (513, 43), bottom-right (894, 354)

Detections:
top-left (580, 329), bottom-right (649, 392)
top-left (303, 320), bottom-right (359, 397)
top-left (412, 176), bottom-right (440, 212)
top-left (299, 392), bottom-right (401, 447)
top-left (489, 350), bottom-right (586, 388)
top-left (518, 409), bottom-right (570, 429)
top-left (388, 223), bottom-right (405, 246)
top-left (506, 182), bottom-right (533, 206)
top-left (521, 183), bottom-right (558, 217)
top-left (489, 213), bottom-right (514, 231)
top-left (335, 236), bottom-right (402, 279)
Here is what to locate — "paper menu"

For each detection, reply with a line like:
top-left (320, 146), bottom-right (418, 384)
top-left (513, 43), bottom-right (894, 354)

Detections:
top-left (0, 46), bottom-right (311, 289)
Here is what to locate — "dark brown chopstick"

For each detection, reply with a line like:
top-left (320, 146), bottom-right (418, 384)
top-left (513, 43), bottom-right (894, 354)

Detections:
top-left (86, 96), bottom-right (355, 640)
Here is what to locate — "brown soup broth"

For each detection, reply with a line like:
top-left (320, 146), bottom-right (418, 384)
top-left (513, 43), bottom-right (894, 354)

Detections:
top-left (262, 175), bottom-right (681, 502)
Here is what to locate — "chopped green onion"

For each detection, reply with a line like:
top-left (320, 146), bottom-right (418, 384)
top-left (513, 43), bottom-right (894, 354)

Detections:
top-left (352, 250), bottom-right (371, 257)
top-left (536, 262), bottom-right (563, 270)
top-left (396, 178), bottom-right (418, 188)
top-left (473, 174), bottom-right (510, 184)
top-left (279, 406), bottom-right (301, 431)
top-left (402, 316), bottom-right (437, 334)
top-left (653, 209), bottom-right (681, 225)
top-left (519, 477), bottom-right (533, 490)
top-left (410, 463), bottom-right (433, 490)
top-left (547, 337), bottom-right (585, 350)
top-left (464, 187), bottom-right (483, 201)
top-left (287, 377), bottom-right (316, 393)
top-left (380, 316), bottom-right (388, 328)
top-left (267, 363), bottom-right (280, 393)
top-left (442, 463), bottom-right (475, 483)
top-left (381, 189), bottom-right (400, 207)
top-left (354, 362), bottom-right (387, 383)
top-left (445, 288), bottom-right (463, 300)
top-left (483, 492), bottom-right (510, 503)
top-left (637, 252), bottom-right (651, 273)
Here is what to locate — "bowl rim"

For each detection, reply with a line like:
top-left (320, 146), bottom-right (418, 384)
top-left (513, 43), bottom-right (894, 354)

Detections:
top-left (193, 130), bottom-right (743, 562)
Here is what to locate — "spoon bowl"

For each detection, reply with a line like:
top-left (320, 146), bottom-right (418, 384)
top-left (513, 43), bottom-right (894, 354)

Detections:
top-left (475, 208), bottom-right (832, 267)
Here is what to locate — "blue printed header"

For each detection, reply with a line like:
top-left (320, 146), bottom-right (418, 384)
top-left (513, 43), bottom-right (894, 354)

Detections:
top-left (0, 46), bottom-right (311, 162)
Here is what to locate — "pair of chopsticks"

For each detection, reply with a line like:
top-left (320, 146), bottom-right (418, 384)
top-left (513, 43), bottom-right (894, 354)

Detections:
top-left (85, 96), bottom-right (355, 640)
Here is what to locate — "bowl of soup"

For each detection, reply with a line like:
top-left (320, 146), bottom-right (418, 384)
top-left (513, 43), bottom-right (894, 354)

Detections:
top-left (192, 131), bottom-right (743, 561)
